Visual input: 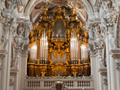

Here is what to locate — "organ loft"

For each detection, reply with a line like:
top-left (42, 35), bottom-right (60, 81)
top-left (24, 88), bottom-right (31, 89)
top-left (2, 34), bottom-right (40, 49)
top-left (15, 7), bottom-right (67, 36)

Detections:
top-left (1, 0), bottom-right (120, 90)
top-left (28, 6), bottom-right (90, 77)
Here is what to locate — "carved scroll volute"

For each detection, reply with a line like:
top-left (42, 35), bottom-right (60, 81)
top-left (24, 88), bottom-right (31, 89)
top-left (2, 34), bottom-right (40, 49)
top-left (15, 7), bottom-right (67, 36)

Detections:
top-left (46, 25), bottom-right (53, 41)
top-left (48, 47), bottom-right (52, 65)
top-left (69, 7), bottom-right (76, 21)
top-left (29, 25), bottom-right (36, 43)
top-left (42, 6), bottom-right (49, 21)
top-left (36, 6), bottom-right (50, 40)
top-left (65, 26), bottom-right (71, 40)
top-left (66, 53), bottom-right (70, 66)
top-left (52, 6), bottom-right (67, 27)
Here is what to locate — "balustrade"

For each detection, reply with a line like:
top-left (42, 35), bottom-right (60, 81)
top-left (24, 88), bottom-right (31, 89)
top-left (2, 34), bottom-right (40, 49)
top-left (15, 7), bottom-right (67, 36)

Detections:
top-left (24, 76), bottom-right (93, 89)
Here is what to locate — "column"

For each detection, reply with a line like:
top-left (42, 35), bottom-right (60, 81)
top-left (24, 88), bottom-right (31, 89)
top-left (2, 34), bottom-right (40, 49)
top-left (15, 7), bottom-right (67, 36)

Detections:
top-left (1, 56), bottom-right (7, 90)
top-left (105, 33), bottom-right (111, 90)
top-left (6, 27), bottom-right (12, 90)
top-left (104, 7), bottom-right (117, 90)
top-left (1, 24), bottom-right (10, 90)
top-left (109, 55), bottom-right (116, 90)
top-left (106, 25), bottom-right (116, 90)
top-left (115, 61), bottom-right (120, 90)
top-left (110, 49), bottom-right (120, 90)
top-left (97, 49), bottom-right (103, 90)
top-left (13, 22), bottom-right (23, 90)
top-left (15, 50), bottom-right (21, 90)
top-left (20, 53), bottom-right (28, 90)
top-left (90, 54), bottom-right (97, 90)
top-left (108, 25), bottom-right (117, 90)
top-left (0, 60), bottom-right (1, 89)
top-left (94, 23), bottom-right (103, 90)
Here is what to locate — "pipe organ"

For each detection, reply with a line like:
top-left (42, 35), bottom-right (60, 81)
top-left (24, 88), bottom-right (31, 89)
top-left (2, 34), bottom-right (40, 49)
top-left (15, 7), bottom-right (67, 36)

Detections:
top-left (28, 6), bottom-right (90, 77)
top-left (39, 30), bottom-right (48, 61)
top-left (70, 33), bottom-right (79, 62)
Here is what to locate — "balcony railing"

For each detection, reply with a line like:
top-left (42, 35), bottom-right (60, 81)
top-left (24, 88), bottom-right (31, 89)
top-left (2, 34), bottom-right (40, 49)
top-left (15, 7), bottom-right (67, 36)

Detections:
top-left (24, 76), bottom-right (94, 90)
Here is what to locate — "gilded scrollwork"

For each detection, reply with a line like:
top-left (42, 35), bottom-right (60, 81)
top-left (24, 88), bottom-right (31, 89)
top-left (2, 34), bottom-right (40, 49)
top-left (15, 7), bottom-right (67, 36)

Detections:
top-left (28, 6), bottom-right (88, 76)
top-left (52, 6), bottom-right (67, 27)
top-left (51, 39), bottom-right (67, 56)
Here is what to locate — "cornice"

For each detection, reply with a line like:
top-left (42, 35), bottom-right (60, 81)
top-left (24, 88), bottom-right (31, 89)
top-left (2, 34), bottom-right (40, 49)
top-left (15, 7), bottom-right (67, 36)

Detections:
top-left (10, 68), bottom-right (19, 75)
top-left (0, 49), bottom-right (8, 60)
top-left (98, 67), bottom-right (107, 76)
top-left (109, 48), bottom-right (120, 60)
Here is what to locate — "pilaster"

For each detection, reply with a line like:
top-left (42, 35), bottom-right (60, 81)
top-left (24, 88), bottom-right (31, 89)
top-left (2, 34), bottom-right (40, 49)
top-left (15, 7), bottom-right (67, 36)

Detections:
top-left (102, 4), bottom-right (117, 89)
top-left (0, 49), bottom-right (8, 90)
top-left (110, 48), bottom-right (120, 90)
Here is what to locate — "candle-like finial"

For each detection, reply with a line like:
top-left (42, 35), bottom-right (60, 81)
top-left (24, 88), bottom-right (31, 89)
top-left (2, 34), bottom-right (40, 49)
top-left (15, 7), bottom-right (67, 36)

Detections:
top-left (43, 6), bottom-right (48, 15)
top-left (71, 7), bottom-right (75, 15)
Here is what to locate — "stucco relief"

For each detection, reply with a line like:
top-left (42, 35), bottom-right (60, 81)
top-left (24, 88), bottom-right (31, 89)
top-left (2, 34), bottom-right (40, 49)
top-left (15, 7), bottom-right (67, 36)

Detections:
top-left (5, 0), bottom-right (12, 9)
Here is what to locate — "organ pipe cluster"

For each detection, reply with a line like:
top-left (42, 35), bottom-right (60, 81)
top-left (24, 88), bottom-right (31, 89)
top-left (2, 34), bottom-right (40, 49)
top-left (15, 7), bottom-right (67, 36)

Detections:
top-left (28, 6), bottom-right (90, 77)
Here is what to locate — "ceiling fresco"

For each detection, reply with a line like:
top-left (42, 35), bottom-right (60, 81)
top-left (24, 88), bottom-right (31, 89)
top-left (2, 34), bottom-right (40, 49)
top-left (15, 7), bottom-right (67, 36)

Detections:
top-left (30, 1), bottom-right (87, 23)
top-left (50, 0), bottom-right (67, 4)
top-left (34, 2), bottom-right (46, 9)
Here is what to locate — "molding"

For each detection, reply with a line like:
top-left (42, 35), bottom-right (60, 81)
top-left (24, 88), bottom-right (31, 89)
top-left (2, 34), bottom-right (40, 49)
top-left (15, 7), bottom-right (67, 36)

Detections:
top-left (98, 67), bottom-right (107, 76)
top-left (109, 48), bottom-right (120, 70)
top-left (10, 68), bottom-right (19, 75)
top-left (109, 48), bottom-right (120, 59)
top-left (0, 49), bottom-right (8, 60)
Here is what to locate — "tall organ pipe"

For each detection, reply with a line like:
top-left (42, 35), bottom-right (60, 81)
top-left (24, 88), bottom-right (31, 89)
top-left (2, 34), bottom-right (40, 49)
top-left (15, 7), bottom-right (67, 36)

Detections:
top-left (42, 33), bottom-right (43, 59)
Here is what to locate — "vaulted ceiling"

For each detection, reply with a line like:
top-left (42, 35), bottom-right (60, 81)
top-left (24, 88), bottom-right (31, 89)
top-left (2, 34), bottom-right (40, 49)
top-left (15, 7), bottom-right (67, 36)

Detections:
top-left (21, 0), bottom-right (95, 23)
top-left (30, 1), bottom-right (87, 23)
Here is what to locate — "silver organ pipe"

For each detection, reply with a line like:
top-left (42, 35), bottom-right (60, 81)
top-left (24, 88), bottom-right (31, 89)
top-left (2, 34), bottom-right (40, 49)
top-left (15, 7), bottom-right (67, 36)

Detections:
top-left (70, 37), bottom-right (73, 61)
top-left (46, 36), bottom-right (47, 60)
top-left (42, 33), bottom-right (43, 59)
top-left (45, 33), bottom-right (47, 60)
top-left (43, 31), bottom-right (45, 59)
top-left (81, 44), bottom-right (88, 60)
top-left (39, 30), bottom-right (48, 61)
top-left (70, 32), bottom-right (79, 62)
top-left (40, 39), bottom-right (41, 59)
top-left (73, 35), bottom-right (75, 60)
top-left (30, 43), bottom-right (37, 60)
top-left (77, 40), bottom-right (78, 59)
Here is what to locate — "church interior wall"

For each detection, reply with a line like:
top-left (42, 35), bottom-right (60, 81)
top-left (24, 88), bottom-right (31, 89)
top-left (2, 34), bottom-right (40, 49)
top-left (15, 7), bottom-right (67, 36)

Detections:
top-left (0, 0), bottom-right (120, 90)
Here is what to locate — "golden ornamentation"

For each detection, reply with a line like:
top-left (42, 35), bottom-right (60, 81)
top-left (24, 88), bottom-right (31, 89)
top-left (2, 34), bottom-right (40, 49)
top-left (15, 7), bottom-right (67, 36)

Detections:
top-left (28, 6), bottom-right (90, 77)
top-left (52, 63), bottom-right (66, 76)
top-left (49, 39), bottom-right (69, 58)
top-left (52, 6), bottom-right (67, 26)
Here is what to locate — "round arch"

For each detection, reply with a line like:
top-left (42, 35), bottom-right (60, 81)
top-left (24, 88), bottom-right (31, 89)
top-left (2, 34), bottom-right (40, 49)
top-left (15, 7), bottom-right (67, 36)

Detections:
top-left (24, 0), bottom-right (94, 20)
